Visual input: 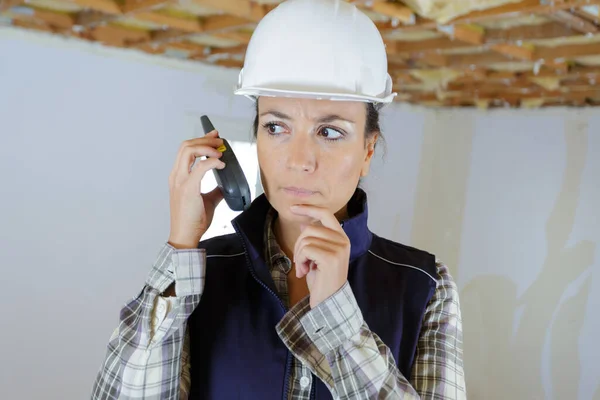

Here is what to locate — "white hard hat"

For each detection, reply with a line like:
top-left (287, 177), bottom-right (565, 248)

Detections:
top-left (234, 0), bottom-right (396, 105)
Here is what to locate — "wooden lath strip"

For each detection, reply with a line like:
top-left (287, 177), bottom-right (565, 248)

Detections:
top-left (202, 15), bottom-right (251, 32)
top-left (535, 41), bottom-right (600, 59)
top-left (548, 10), bottom-right (599, 34)
top-left (388, 37), bottom-right (472, 54)
top-left (134, 11), bottom-right (203, 32)
top-left (10, 6), bottom-right (77, 29)
top-left (437, 24), bottom-right (485, 45)
top-left (572, 6), bottom-right (600, 23)
top-left (367, 0), bottom-right (415, 24)
top-left (191, 0), bottom-right (267, 22)
top-left (76, 10), bottom-right (115, 26)
top-left (166, 41), bottom-right (206, 56)
top-left (484, 21), bottom-right (581, 43)
top-left (91, 23), bottom-right (152, 46)
top-left (213, 58), bottom-right (244, 68)
top-left (69, 0), bottom-right (121, 15)
top-left (490, 43), bottom-right (535, 61)
top-left (213, 29), bottom-right (253, 44)
top-left (121, 0), bottom-right (169, 13)
top-left (12, 17), bottom-right (55, 32)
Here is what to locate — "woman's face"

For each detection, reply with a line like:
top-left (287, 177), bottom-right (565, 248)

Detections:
top-left (256, 96), bottom-right (377, 222)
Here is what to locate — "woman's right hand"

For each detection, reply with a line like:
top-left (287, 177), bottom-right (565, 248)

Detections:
top-left (167, 130), bottom-right (226, 249)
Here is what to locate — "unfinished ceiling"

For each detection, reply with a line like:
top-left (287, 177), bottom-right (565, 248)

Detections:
top-left (2, 0), bottom-right (600, 108)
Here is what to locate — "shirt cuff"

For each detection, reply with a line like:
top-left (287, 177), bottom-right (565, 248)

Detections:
top-left (145, 242), bottom-right (206, 297)
top-left (299, 281), bottom-right (364, 355)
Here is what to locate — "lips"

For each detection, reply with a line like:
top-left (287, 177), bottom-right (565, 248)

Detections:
top-left (283, 187), bottom-right (318, 197)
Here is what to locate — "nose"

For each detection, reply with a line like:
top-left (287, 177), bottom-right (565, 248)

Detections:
top-left (286, 132), bottom-right (317, 173)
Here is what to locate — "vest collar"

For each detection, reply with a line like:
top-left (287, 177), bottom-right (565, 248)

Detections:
top-left (232, 188), bottom-right (373, 264)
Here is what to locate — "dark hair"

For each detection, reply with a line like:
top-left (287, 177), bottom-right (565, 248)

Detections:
top-left (252, 101), bottom-right (385, 152)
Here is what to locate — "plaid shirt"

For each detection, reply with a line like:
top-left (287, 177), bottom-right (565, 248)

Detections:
top-left (92, 209), bottom-right (466, 399)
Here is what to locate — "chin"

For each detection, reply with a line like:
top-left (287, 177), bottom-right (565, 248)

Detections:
top-left (270, 194), bottom-right (316, 218)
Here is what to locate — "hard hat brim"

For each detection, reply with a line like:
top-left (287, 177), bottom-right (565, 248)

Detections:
top-left (234, 86), bottom-right (397, 105)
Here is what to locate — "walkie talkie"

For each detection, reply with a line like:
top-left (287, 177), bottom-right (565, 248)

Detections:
top-left (200, 115), bottom-right (251, 212)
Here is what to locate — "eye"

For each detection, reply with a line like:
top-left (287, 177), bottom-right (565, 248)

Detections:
top-left (319, 126), bottom-right (344, 141)
top-left (263, 122), bottom-right (286, 135)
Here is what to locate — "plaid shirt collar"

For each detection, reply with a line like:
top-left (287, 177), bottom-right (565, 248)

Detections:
top-left (264, 207), bottom-right (292, 275)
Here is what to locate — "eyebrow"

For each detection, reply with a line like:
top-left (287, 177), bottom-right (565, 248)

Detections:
top-left (259, 110), bottom-right (356, 124)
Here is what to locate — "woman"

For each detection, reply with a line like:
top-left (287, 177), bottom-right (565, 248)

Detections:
top-left (92, 0), bottom-right (466, 399)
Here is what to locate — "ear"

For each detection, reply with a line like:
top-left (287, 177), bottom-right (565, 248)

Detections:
top-left (360, 132), bottom-right (379, 177)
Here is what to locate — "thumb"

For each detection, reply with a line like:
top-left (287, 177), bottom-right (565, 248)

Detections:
top-left (204, 186), bottom-right (224, 207)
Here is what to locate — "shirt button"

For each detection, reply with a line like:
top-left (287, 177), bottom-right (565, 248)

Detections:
top-left (300, 376), bottom-right (310, 388)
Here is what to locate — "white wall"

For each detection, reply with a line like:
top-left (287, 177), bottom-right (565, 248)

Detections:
top-left (368, 108), bottom-right (600, 400)
top-left (1, 28), bottom-right (598, 400)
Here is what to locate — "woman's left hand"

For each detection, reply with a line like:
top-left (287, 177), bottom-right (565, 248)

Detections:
top-left (290, 205), bottom-right (350, 309)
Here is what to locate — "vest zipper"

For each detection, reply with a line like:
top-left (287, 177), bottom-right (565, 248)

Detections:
top-left (232, 220), bottom-right (293, 400)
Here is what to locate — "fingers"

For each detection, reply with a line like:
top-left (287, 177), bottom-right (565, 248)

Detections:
top-left (290, 205), bottom-right (342, 231)
top-left (189, 157), bottom-right (226, 185)
top-left (295, 240), bottom-right (334, 278)
top-left (173, 138), bottom-right (224, 181)
top-left (179, 139), bottom-right (224, 172)
top-left (174, 131), bottom-right (219, 164)
top-left (293, 223), bottom-right (346, 259)
top-left (291, 206), bottom-right (348, 278)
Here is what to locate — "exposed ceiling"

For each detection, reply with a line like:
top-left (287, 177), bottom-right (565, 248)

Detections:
top-left (2, 0), bottom-right (600, 109)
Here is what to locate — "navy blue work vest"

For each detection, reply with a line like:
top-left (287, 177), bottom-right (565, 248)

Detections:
top-left (188, 189), bottom-right (437, 399)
